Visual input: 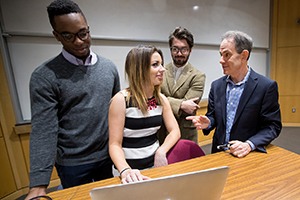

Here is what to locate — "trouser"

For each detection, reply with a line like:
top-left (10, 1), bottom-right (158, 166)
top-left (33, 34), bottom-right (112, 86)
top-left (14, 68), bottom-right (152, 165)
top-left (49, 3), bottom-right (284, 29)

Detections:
top-left (55, 158), bottom-right (113, 189)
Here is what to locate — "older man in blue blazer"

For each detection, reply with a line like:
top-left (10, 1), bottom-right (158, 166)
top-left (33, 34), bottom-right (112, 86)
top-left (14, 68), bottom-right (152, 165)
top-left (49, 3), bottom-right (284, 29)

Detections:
top-left (187, 30), bottom-right (281, 157)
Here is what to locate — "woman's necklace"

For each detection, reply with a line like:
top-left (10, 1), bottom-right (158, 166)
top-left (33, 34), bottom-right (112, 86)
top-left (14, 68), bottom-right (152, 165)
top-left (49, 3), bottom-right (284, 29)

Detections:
top-left (147, 97), bottom-right (157, 110)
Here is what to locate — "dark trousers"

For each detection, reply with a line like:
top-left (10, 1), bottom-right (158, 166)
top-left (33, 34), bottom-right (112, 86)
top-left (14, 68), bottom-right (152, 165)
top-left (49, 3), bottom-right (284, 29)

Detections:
top-left (55, 158), bottom-right (113, 189)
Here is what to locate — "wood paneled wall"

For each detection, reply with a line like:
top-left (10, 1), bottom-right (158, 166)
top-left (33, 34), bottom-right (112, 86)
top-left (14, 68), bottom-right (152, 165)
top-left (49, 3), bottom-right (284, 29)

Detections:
top-left (271, 0), bottom-right (300, 125)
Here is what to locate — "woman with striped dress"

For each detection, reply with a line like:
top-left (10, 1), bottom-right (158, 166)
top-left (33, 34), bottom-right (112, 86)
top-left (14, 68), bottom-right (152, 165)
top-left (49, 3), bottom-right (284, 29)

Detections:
top-left (109, 45), bottom-right (180, 184)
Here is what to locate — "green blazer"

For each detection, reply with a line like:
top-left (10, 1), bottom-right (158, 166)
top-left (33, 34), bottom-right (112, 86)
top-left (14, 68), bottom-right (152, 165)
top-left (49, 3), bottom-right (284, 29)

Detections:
top-left (160, 62), bottom-right (206, 142)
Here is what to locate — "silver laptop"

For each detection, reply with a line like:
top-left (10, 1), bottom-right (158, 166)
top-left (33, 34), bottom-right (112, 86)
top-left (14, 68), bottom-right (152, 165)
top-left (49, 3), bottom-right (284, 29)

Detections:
top-left (90, 166), bottom-right (229, 200)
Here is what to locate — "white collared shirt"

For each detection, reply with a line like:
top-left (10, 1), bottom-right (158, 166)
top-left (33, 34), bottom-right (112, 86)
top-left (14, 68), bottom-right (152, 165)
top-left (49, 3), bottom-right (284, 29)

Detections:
top-left (62, 48), bottom-right (97, 66)
top-left (173, 62), bottom-right (188, 83)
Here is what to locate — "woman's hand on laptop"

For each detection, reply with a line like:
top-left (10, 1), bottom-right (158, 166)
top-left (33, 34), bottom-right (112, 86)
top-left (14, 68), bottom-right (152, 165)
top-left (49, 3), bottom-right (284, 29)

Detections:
top-left (121, 169), bottom-right (150, 184)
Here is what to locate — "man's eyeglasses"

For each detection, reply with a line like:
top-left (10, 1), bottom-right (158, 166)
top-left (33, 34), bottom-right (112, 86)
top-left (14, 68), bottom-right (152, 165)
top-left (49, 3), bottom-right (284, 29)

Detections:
top-left (28, 195), bottom-right (52, 200)
top-left (217, 143), bottom-right (232, 151)
top-left (170, 46), bottom-right (190, 54)
top-left (54, 28), bottom-right (90, 42)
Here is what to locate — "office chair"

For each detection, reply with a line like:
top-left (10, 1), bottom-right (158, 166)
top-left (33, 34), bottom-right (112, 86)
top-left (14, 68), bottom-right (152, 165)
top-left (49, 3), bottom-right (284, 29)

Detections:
top-left (167, 139), bottom-right (205, 164)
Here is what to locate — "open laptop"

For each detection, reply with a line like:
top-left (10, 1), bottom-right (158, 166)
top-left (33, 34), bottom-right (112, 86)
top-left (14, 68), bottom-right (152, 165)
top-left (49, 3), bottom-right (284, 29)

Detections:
top-left (90, 166), bottom-right (229, 200)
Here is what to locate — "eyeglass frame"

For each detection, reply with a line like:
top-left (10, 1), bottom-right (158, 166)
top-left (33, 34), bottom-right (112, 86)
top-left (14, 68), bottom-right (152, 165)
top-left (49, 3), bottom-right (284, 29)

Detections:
top-left (170, 46), bottom-right (190, 54)
top-left (54, 27), bottom-right (90, 42)
top-left (28, 195), bottom-right (52, 200)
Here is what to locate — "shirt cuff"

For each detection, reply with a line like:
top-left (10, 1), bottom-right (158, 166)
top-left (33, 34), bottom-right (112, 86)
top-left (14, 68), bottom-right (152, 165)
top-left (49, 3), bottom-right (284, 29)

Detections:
top-left (204, 119), bottom-right (211, 130)
top-left (246, 140), bottom-right (255, 151)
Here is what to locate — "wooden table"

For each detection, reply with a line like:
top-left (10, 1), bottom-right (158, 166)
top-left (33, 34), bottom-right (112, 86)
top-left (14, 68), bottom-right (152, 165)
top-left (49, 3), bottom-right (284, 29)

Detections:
top-left (48, 145), bottom-right (300, 199)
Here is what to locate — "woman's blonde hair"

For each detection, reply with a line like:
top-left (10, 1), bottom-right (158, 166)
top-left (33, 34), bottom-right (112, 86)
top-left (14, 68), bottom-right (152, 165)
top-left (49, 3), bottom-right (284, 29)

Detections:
top-left (125, 45), bottom-right (164, 114)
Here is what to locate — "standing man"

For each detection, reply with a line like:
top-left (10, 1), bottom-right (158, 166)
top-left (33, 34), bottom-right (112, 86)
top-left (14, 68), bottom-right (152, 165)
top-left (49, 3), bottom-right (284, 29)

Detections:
top-left (187, 30), bottom-right (281, 157)
top-left (25, 0), bottom-right (120, 199)
top-left (159, 27), bottom-right (206, 144)
top-left (158, 27), bottom-right (205, 144)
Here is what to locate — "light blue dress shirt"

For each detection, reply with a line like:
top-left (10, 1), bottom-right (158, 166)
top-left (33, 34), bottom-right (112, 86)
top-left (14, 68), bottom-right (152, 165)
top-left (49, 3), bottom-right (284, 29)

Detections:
top-left (225, 67), bottom-right (255, 150)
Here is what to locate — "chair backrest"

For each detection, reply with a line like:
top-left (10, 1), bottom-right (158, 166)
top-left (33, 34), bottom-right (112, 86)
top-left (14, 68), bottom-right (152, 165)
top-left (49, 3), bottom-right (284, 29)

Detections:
top-left (167, 139), bottom-right (205, 164)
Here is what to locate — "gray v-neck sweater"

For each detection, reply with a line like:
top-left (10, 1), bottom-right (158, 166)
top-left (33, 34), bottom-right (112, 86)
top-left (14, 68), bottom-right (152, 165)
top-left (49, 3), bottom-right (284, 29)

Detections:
top-left (29, 54), bottom-right (120, 187)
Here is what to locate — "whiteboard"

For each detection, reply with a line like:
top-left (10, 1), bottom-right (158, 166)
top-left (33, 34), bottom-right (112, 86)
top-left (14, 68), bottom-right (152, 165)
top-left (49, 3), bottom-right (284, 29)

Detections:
top-left (1, 0), bottom-right (270, 47)
top-left (0, 0), bottom-right (271, 123)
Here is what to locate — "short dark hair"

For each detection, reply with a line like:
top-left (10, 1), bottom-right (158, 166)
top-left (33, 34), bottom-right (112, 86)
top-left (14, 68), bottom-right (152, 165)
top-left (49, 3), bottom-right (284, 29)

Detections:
top-left (47, 0), bottom-right (84, 28)
top-left (168, 27), bottom-right (194, 49)
top-left (222, 30), bottom-right (253, 60)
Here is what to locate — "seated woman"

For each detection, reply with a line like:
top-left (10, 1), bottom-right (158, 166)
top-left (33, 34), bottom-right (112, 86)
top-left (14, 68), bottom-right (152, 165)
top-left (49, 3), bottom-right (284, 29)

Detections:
top-left (109, 45), bottom-right (180, 184)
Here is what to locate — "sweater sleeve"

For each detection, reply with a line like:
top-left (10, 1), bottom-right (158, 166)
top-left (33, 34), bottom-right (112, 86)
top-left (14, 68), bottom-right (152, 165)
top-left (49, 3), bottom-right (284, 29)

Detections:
top-left (29, 70), bottom-right (59, 188)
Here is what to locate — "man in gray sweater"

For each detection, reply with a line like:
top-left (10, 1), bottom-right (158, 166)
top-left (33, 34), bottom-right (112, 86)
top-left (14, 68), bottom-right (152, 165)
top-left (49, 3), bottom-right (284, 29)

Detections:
top-left (25, 0), bottom-right (120, 199)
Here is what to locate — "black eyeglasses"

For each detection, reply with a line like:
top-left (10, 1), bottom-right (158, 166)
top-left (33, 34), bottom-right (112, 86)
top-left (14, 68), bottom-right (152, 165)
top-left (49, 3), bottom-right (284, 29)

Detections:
top-left (54, 27), bottom-right (90, 42)
top-left (170, 46), bottom-right (190, 54)
top-left (29, 195), bottom-right (52, 200)
top-left (217, 143), bottom-right (232, 151)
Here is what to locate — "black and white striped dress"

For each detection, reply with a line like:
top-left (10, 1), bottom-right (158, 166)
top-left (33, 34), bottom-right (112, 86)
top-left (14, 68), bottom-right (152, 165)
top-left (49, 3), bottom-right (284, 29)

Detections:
top-left (121, 90), bottom-right (163, 170)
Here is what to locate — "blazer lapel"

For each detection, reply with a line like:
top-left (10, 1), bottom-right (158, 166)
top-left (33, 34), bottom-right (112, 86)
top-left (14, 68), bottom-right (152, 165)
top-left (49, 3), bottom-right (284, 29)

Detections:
top-left (233, 70), bottom-right (258, 124)
top-left (219, 77), bottom-right (227, 127)
top-left (172, 63), bottom-right (192, 93)
top-left (164, 63), bottom-right (176, 95)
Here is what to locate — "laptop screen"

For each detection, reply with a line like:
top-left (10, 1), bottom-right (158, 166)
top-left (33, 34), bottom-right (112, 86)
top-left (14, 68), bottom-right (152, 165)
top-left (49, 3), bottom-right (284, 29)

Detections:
top-left (90, 166), bottom-right (229, 200)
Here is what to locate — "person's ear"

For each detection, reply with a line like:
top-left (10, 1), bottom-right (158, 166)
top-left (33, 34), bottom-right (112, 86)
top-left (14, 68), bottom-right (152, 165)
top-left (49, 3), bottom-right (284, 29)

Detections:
top-left (241, 49), bottom-right (249, 61)
top-left (52, 30), bottom-right (61, 42)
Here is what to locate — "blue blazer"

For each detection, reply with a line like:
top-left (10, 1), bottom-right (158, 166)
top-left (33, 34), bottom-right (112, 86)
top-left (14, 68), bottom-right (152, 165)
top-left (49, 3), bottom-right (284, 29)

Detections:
top-left (203, 69), bottom-right (282, 153)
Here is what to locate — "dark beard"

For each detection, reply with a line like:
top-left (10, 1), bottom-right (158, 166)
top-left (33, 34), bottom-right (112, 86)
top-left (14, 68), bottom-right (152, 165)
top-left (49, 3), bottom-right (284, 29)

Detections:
top-left (174, 56), bottom-right (188, 66)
